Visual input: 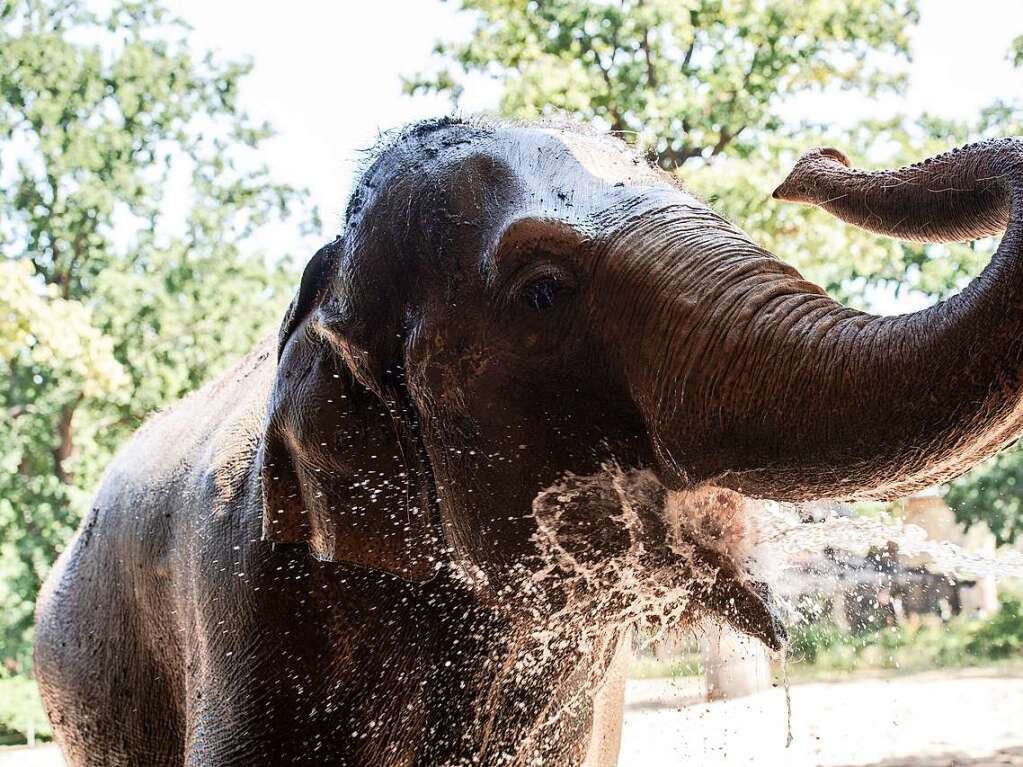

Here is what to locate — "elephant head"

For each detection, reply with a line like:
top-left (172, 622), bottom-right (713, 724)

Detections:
top-left (259, 120), bottom-right (1023, 646)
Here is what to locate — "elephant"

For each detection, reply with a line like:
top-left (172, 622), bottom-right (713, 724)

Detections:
top-left (34, 118), bottom-right (1023, 766)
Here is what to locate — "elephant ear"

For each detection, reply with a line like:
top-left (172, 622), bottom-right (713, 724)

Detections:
top-left (258, 240), bottom-right (442, 581)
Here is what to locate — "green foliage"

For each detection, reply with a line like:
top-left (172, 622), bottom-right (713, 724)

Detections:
top-left (628, 653), bottom-right (703, 679)
top-left (630, 597), bottom-right (1023, 683)
top-left (788, 621), bottom-right (843, 665)
top-left (788, 596), bottom-right (1023, 676)
top-left (0, 260), bottom-right (128, 661)
top-left (966, 595), bottom-right (1023, 659)
top-left (409, 0), bottom-right (918, 163)
top-left (1011, 34), bottom-right (1023, 68)
top-left (0, 0), bottom-right (316, 669)
top-left (0, 674), bottom-right (51, 746)
top-left (946, 446), bottom-right (1023, 547)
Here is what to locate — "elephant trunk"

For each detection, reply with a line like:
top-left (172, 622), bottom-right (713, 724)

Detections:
top-left (613, 138), bottom-right (1023, 502)
top-left (771, 141), bottom-right (1012, 242)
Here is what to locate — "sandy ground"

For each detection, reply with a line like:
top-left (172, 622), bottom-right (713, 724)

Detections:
top-left (618, 667), bottom-right (1023, 767)
top-left (2, 669), bottom-right (1020, 766)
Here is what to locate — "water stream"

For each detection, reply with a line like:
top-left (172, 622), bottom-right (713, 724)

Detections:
top-left (516, 466), bottom-right (1021, 758)
top-left (526, 465), bottom-right (1022, 655)
top-left (752, 501), bottom-right (1023, 581)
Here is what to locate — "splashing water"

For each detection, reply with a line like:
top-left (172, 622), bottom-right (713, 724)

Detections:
top-left (530, 465), bottom-right (1020, 619)
top-left (469, 466), bottom-right (1021, 763)
top-left (752, 501), bottom-right (1023, 581)
top-left (524, 465), bottom-right (1021, 659)
top-left (530, 470), bottom-right (1013, 716)
top-left (527, 468), bottom-right (764, 651)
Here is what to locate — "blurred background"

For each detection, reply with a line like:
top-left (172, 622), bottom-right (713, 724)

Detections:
top-left (2, 0), bottom-right (1023, 764)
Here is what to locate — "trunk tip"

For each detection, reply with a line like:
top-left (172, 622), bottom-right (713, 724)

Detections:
top-left (816, 147), bottom-right (851, 167)
top-left (773, 147), bottom-right (852, 205)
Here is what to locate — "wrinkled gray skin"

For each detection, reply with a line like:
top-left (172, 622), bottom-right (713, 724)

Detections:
top-left (35, 120), bottom-right (1023, 766)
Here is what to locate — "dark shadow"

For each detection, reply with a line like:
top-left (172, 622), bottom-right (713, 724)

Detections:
top-left (624, 693), bottom-right (707, 712)
top-left (833, 745), bottom-right (1023, 767)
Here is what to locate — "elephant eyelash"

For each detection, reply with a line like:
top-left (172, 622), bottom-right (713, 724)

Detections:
top-left (521, 276), bottom-right (565, 311)
top-left (505, 262), bottom-right (576, 312)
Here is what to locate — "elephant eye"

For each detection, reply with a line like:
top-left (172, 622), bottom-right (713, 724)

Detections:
top-left (520, 276), bottom-right (565, 311)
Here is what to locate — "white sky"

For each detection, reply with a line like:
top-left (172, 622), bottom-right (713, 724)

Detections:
top-left (163, 0), bottom-right (1023, 225)
top-left (162, 0), bottom-right (1023, 312)
top-left (162, 0), bottom-right (482, 229)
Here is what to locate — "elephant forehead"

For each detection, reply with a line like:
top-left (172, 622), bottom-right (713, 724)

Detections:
top-left (351, 122), bottom-right (700, 246)
top-left (435, 127), bottom-right (674, 196)
top-left (530, 127), bottom-right (668, 189)
top-left (481, 127), bottom-right (700, 223)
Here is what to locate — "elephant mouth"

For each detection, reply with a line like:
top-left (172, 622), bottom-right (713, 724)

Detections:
top-left (527, 466), bottom-right (787, 652)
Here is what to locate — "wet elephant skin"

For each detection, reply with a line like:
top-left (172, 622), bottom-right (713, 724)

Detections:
top-left (34, 119), bottom-right (1023, 765)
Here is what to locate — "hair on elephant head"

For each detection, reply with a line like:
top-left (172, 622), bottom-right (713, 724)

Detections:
top-left (260, 118), bottom-right (1023, 648)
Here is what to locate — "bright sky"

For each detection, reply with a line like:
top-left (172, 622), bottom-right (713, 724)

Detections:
top-left (164, 0), bottom-right (1023, 225)
top-left (162, 0), bottom-right (482, 229)
top-left (163, 0), bottom-right (1023, 314)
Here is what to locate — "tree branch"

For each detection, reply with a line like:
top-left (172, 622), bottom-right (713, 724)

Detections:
top-left (706, 46), bottom-right (761, 159)
top-left (711, 125), bottom-right (747, 156)
top-left (656, 142), bottom-right (706, 170)
top-left (52, 393), bottom-right (83, 485)
top-left (681, 9), bottom-right (698, 73)
top-left (579, 33), bottom-right (628, 134)
top-left (637, 0), bottom-right (657, 89)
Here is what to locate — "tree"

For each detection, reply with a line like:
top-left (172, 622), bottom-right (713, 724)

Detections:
top-left (408, 0), bottom-right (917, 168)
top-left (406, 1), bottom-right (1023, 305)
top-left (945, 447), bottom-right (1023, 547)
top-left (0, 0), bottom-right (316, 667)
top-left (0, 261), bottom-right (128, 662)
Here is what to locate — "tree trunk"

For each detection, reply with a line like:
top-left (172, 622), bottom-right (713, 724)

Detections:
top-left (53, 395), bottom-right (82, 485)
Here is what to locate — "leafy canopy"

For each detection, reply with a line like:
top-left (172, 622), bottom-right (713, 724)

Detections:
top-left (946, 448), bottom-right (1023, 548)
top-left (409, 0), bottom-right (918, 167)
top-left (0, 0), bottom-right (315, 667)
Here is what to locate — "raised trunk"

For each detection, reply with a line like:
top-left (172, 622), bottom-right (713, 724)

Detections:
top-left (771, 141), bottom-right (1012, 242)
top-left (616, 138), bottom-right (1023, 502)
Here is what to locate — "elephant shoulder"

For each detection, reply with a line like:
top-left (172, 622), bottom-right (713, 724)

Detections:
top-left (95, 336), bottom-right (277, 536)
